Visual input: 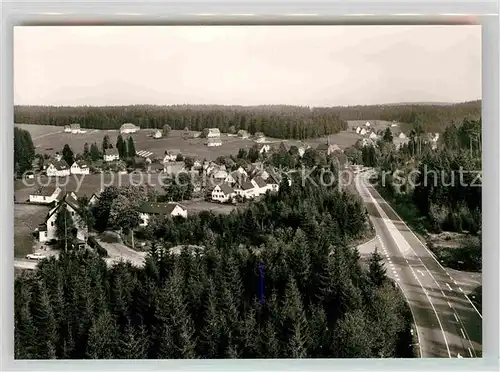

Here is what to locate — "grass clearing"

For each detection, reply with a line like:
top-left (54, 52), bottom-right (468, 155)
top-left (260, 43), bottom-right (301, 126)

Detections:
top-left (14, 204), bottom-right (49, 258)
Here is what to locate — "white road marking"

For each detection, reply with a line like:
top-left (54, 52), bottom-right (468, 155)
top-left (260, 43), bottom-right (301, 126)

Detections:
top-left (366, 179), bottom-right (483, 319)
top-left (358, 174), bottom-right (451, 358)
top-left (460, 328), bottom-right (466, 339)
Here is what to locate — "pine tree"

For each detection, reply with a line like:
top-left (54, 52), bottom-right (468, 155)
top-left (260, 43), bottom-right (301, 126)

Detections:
top-left (89, 142), bottom-right (101, 161)
top-left (102, 135), bottom-right (111, 153)
top-left (127, 137), bottom-right (136, 157)
top-left (61, 144), bottom-right (74, 166)
top-left (116, 135), bottom-right (125, 158)
top-left (86, 311), bottom-right (119, 359)
top-left (31, 281), bottom-right (59, 358)
top-left (83, 142), bottom-right (90, 159)
top-left (368, 247), bottom-right (387, 287)
top-left (118, 323), bottom-right (149, 359)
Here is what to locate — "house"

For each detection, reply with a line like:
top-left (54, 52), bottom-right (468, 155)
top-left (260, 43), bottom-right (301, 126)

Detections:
top-left (207, 137), bottom-right (222, 147)
top-left (360, 128), bottom-right (368, 136)
top-left (104, 149), bottom-right (120, 162)
top-left (38, 193), bottom-right (88, 243)
top-left (213, 168), bottom-right (229, 181)
top-left (254, 132), bottom-right (266, 143)
top-left (88, 193), bottom-right (100, 206)
top-left (163, 151), bottom-right (179, 163)
top-left (138, 202), bottom-right (187, 227)
top-left (265, 171), bottom-right (282, 192)
top-left (46, 160), bottom-right (70, 177)
top-left (369, 132), bottom-right (379, 140)
top-left (207, 128), bottom-right (221, 138)
top-left (29, 186), bottom-right (62, 204)
top-left (365, 121), bottom-right (371, 127)
top-left (70, 123), bottom-right (84, 134)
top-left (163, 161), bottom-right (185, 175)
top-left (257, 144), bottom-right (271, 154)
top-left (237, 130), bottom-right (249, 139)
top-left (120, 123), bottom-right (140, 134)
top-left (252, 176), bottom-right (268, 195)
top-left (316, 139), bottom-right (340, 156)
top-left (70, 160), bottom-right (90, 175)
top-left (355, 126), bottom-right (362, 134)
top-left (360, 138), bottom-right (376, 147)
top-left (64, 125), bottom-right (71, 133)
top-left (233, 179), bottom-right (256, 199)
top-left (153, 130), bottom-right (162, 139)
top-left (192, 159), bottom-right (202, 170)
top-left (398, 132), bottom-right (407, 139)
top-left (211, 183), bottom-right (236, 203)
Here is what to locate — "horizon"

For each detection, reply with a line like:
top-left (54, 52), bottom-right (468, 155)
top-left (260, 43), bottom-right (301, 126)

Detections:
top-left (14, 25), bottom-right (481, 107)
top-left (13, 98), bottom-right (481, 109)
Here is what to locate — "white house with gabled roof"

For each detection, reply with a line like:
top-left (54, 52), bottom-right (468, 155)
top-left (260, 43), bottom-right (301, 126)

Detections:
top-left (29, 186), bottom-right (62, 204)
top-left (71, 160), bottom-right (90, 175)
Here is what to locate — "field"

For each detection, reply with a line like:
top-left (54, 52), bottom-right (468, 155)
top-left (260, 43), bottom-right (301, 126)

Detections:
top-left (14, 204), bottom-right (49, 257)
top-left (16, 123), bottom-right (364, 161)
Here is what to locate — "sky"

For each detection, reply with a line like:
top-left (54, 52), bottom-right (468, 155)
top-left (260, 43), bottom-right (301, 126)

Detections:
top-left (14, 25), bottom-right (481, 107)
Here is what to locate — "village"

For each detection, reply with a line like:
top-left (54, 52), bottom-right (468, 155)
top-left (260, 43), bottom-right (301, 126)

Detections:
top-left (15, 119), bottom-right (441, 268)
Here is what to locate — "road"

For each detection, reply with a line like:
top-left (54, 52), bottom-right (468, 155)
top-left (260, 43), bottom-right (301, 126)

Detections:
top-left (354, 170), bottom-right (482, 358)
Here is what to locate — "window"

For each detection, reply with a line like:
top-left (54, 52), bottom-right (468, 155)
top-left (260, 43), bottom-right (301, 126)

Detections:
top-left (71, 212), bottom-right (74, 216)
top-left (51, 222), bottom-right (54, 227)
top-left (44, 232), bottom-right (47, 237)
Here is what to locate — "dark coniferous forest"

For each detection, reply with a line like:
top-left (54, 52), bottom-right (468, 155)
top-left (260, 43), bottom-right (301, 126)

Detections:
top-left (14, 171), bottom-right (414, 359)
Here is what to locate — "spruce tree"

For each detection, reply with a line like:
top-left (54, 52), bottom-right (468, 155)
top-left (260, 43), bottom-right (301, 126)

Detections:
top-left (127, 137), bottom-right (136, 157)
top-left (368, 247), bottom-right (387, 287)
top-left (116, 135), bottom-right (125, 158)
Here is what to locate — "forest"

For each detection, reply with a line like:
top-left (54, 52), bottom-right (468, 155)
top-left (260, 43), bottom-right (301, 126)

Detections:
top-left (13, 105), bottom-right (348, 140)
top-left (331, 100), bottom-right (481, 133)
top-left (14, 168), bottom-right (415, 359)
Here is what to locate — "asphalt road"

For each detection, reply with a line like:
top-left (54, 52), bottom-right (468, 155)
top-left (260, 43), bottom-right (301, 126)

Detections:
top-left (354, 171), bottom-right (482, 359)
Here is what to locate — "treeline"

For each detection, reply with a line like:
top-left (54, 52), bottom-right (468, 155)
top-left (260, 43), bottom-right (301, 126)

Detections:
top-left (14, 169), bottom-right (414, 359)
top-left (14, 127), bottom-right (35, 175)
top-left (14, 105), bottom-right (348, 140)
top-left (331, 100), bottom-right (481, 133)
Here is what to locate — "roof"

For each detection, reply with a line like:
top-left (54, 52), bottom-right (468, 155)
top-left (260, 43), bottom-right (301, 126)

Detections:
top-left (139, 202), bottom-right (186, 215)
top-left (120, 123), bottom-right (139, 130)
top-left (279, 142), bottom-right (291, 151)
top-left (253, 176), bottom-right (267, 188)
top-left (316, 143), bottom-right (329, 151)
top-left (208, 128), bottom-right (221, 135)
top-left (32, 185), bottom-right (59, 196)
top-left (104, 149), bottom-right (119, 157)
top-left (241, 180), bottom-right (255, 191)
top-left (237, 129), bottom-right (249, 136)
top-left (73, 160), bottom-right (88, 168)
top-left (217, 183), bottom-right (235, 195)
top-left (49, 160), bottom-right (69, 171)
top-left (46, 193), bottom-right (81, 220)
top-left (70, 123), bottom-right (80, 129)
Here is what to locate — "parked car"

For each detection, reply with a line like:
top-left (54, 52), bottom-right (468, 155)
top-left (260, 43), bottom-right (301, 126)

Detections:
top-left (26, 252), bottom-right (46, 261)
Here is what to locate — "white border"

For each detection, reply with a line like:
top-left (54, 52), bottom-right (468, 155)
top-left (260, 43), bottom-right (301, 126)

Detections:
top-left (1, 0), bottom-right (498, 371)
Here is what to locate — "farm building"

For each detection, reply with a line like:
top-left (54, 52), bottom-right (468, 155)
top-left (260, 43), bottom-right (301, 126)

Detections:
top-left (46, 160), bottom-right (70, 177)
top-left (237, 130), bottom-right (249, 139)
top-left (207, 128), bottom-right (221, 138)
top-left (365, 121), bottom-right (371, 127)
top-left (29, 186), bottom-right (62, 204)
top-left (104, 149), bottom-right (120, 162)
top-left (70, 160), bottom-right (90, 175)
top-left (394, 137), bottom-right (410, 150)
top-left (233, 179), bottom-right (256, 199)
top-left (207, 137), bottom-right (222, 147)
top-left (369, 132), bottom-right (379, 140)
top-left (211, 183), bottom-right (236, 203)
top-left (120, 123), bottom-right (140, 134)
top-left (37, 193), bottom-right (88, 243)
top-left (88, 193), bottom-right (100, 206)
top-left (138, 202), bottom-right (187, 227)
top-left (70, 123), bottom-right (85, 134)
top-left (360, 128), bottom-right (367, 136)
top-left (316, 139), bottom-right (341, 156)
top-left (252, 176), bottom-right (268, 195)
top-left (398, 132), bottom-right (407, 139)
top-left (153, 130), bottom-right (162, 139)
